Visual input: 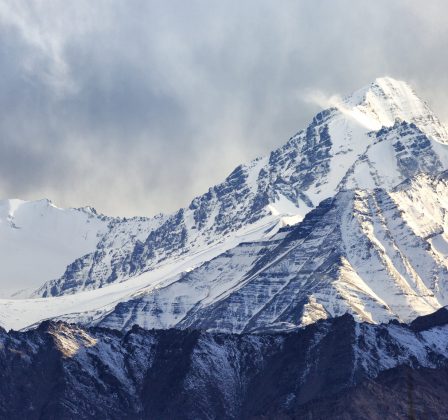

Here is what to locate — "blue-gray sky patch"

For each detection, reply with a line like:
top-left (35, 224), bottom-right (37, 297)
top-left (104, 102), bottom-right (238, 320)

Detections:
top-left (0, 0), bottom-right (447, 216)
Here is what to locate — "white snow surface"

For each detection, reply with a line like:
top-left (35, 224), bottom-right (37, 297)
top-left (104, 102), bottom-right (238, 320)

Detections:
top-left (0, 199), bottom-right (110, 298)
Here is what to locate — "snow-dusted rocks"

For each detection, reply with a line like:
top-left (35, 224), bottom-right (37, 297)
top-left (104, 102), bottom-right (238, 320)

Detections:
top-left (93, 172), bottom-right (448, 332)
top-left (0, 197), bottom-right (163, 299)
top-left (1, 76), bottom-right (448, 333)
top-left (2, 312), bottom-right (448, 418)
top-left (34, 213), bottom-right (167, 297)
top-left (34, 77), bottom-right (448, 299)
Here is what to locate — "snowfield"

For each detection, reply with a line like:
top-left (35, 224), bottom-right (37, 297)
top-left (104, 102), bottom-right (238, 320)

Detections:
top-left (0, 199), bottom-right (110, 298)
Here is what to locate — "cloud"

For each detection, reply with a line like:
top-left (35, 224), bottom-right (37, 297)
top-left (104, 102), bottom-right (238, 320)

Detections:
top-left (303, 89), bottom-right (382, 131)
top-left (0, 1), bottom-right (77, 95)
top-left (0, 0), bottom-right (447, 216)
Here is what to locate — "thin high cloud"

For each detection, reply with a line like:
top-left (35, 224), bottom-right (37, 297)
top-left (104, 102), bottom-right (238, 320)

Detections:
top-left (0, 0), bottom-right (447, 216)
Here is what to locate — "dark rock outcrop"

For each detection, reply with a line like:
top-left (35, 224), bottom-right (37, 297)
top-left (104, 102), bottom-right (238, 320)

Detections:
top-left (2, 312), bottom-right (448, 419)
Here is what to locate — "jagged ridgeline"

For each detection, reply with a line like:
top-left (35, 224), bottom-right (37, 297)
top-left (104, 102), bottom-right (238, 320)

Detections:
top-left (2, 311), bottom-right (448, 419)
top-left (1, 77), bottom-right (448, 333)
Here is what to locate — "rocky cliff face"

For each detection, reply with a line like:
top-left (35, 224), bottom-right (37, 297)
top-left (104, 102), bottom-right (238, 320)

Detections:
top-left (2, 311), bottom-right (448, 419)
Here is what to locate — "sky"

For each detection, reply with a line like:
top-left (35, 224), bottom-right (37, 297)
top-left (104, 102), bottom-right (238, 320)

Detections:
top-left (0, 0), bottom-right (448, 216)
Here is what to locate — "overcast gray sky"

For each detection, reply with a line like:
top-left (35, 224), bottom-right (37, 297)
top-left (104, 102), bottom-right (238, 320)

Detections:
top-left (0, 0), bottom-right (447, 216)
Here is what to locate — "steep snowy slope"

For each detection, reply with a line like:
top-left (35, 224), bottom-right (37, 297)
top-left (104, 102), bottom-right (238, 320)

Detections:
top-left (35, 77), bottom-right (448, 298)
top-left (0, 199), bottom-right (110, 298)
top-left (0, 215), bottom-right (278, 331)
top-left (0, 199), bottom-right (164, 298)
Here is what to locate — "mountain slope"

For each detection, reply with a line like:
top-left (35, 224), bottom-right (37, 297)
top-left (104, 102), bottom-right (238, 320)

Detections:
top-left (2, 170), bottom-right (448, 333)
top-left (2, 313), bottom-right (448, 419)
top-left (0, 199), bottom-right (110, 298)
top-left (1, 76), bottom-right (448, 333)
top-left (90, 171), bottom-right (448, 333)
top-left (34, 77), bottom-right (448, 299)
top-left (0, 198), bottom-right (165, 298)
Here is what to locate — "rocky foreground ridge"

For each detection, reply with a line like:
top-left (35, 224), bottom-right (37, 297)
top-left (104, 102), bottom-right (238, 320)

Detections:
top-left (2, 309), bottom-right (448, 419)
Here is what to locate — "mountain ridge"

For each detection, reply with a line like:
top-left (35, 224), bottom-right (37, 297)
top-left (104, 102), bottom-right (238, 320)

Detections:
top-left (34, 77), bottom-right (448, 298)
top-left (1, 76), bottom-right (448, 334)
top-left (2, 311), bottom-right (448, 419)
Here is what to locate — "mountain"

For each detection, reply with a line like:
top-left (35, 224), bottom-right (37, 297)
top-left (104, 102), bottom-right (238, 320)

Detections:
top-left (2, 76), bottom-right (448, 419)
top-left (1, 76), bottom-right (448, 333)
top-left (1, 313), bottom-right (448, 419)
top-left (33, 77), bottom-right (448, 298)
top-left (89, 171), bottom-right (448, 332)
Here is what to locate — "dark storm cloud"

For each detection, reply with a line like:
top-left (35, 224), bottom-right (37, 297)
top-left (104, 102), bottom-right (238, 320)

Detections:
top-left (0, 0), bottom-right (447, 215)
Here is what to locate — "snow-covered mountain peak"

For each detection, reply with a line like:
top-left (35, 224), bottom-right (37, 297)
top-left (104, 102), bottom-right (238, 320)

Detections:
top-left (343, 76), bottom-right (448, 143)
top-left (347, 76), bottom-right (420, 117)
top-left (21, 77), bottom-right (448, 301)
top-left (2, 78), bottom-right (448, 334)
